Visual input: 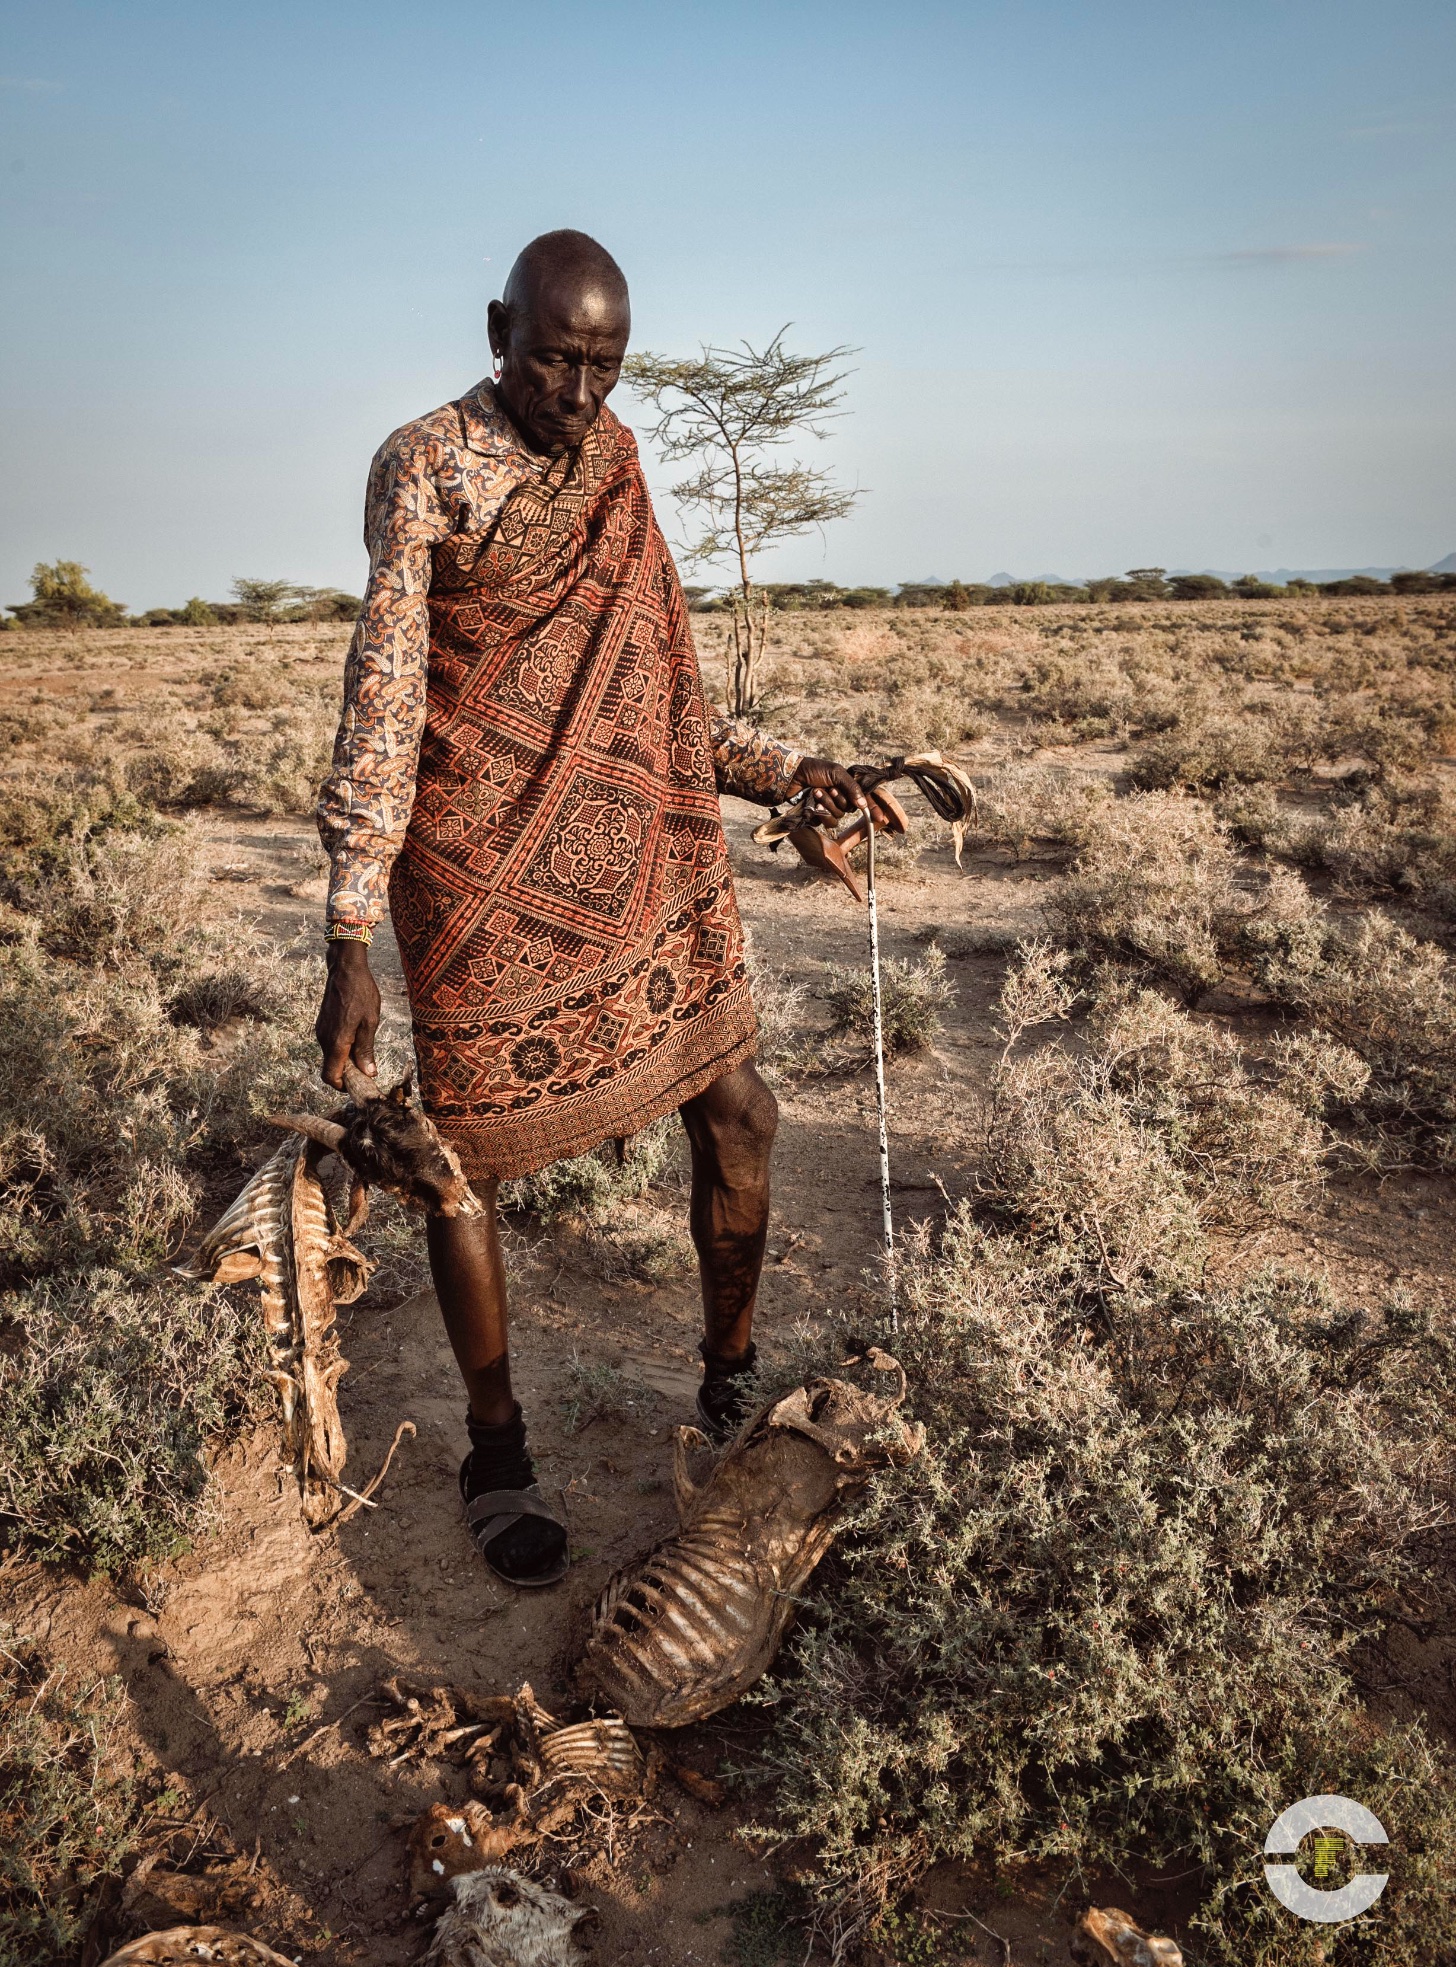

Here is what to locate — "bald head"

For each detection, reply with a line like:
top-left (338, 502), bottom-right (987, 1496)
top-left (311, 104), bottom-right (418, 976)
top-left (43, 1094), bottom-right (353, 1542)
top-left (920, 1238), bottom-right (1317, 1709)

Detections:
top-left (502, 229), bottom-right (629, 322)
top-left (488, 231), bottom-right (631, 456)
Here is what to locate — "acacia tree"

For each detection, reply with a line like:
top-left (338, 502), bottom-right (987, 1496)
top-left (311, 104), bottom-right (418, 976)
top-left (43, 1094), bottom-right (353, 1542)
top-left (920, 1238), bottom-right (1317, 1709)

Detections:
top-left (231, 577), bottom-right (297, 624)
top-left (623, 330), bottom-right (860, 714)
top-left (9, 561), bottom-right (126, 630)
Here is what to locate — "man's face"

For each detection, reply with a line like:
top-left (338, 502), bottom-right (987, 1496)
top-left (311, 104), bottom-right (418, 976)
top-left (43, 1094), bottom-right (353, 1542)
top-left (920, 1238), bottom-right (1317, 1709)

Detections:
top-left (488, 283), bottom-right (630, 456)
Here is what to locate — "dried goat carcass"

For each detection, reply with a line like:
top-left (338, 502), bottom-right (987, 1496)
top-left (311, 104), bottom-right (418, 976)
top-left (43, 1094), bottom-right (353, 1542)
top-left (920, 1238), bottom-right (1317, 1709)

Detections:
top-left (271, 1062), bottom-right (483, 1229)
top-left (578, 1350), bottom-right (923, 1727)
top-left (374, 1677), bottom-right (654, 1894)
top-left (176, 1132), bottom-right (371, 1526)
top-left (100, 1930), bottom-right (295, 1966)
top-left (176, 1063), bottom-right (470, 1527)
top-left (423, 1867), bottom-right (592, 1967)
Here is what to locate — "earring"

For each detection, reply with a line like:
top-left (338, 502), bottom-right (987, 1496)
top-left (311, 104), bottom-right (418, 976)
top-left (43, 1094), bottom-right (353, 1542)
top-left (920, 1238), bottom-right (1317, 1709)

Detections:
top-left (492, 354), bottom-right (502, 380)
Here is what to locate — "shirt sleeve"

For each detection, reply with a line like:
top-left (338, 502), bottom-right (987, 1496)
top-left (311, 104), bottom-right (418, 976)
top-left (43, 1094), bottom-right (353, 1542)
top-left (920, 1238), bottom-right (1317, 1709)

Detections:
top-left (709, 713), bottom-right (803, 806)
top-left (316, 429), bottom-right (449, 924)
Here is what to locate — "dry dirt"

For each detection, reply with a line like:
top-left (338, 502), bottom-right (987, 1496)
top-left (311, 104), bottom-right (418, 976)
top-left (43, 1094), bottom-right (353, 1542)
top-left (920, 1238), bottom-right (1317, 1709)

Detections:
top-left (2, 615), bottom-right (1454, 1967)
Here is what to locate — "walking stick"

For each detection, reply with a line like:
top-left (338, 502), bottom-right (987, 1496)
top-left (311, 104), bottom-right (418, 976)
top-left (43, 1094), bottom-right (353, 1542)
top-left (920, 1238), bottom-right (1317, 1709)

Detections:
top-left (864, 817), bottom-right (898, 1329)
top-left (751, 750), bottom-right (977, 1335)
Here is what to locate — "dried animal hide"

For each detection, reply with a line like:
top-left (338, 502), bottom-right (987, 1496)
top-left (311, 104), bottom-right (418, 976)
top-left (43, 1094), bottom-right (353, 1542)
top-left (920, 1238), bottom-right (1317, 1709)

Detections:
top-left (423, 1868), bottom-right (591, 1967)
top-left (1072, 1908), bottom-right (1185, 1967)
top-left (579, 1350), bottom-right (923, 1727)
top-left (389, 1679), bottom-right (654, 1895)
top-left (409, 1802), bottom-right (532, 1897)
top-left (272, 1064), bottom-right (483, 1227)
top-left (119, 1852), bottom-right (262, 1928)
top-left (176, 1134), bottom-right (370, 1526)
top-left (99, 1930), bottom-right (294, 1966)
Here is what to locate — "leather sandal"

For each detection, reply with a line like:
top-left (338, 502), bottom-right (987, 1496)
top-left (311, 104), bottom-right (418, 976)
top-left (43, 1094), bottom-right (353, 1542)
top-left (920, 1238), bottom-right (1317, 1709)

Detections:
top-left (460, 1477), bottom-right (569, 1589)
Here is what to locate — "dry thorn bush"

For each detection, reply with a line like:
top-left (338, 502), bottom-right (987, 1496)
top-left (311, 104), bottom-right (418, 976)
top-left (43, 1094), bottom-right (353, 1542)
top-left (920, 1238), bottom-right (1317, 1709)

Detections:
top-left (0, 780), bottom-right (326, 1570)
top-left (1043, 794), bottom-right (1255, 1003)
top-left (1224, 777), bottom-right (1456, 921)
top-left (500, 1115), bottom-right (681, 1225)
top-left (979, 953), bottom-right (1364, 1291)
top-left (969, 763), bottom-right (1111, 858)
top-left (749, 1225), bottom-right (1456, 1965)
top-left (822, 945), bottom-right (954, 1059)
top-left (1242, 872), bottom-right (1456, 1159)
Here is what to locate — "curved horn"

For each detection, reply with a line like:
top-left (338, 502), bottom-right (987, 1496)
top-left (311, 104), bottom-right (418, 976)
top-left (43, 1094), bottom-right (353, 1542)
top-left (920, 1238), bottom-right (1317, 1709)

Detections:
top-left (341, 1061), bottom-right (380, 1105)
top-left (268, 1113), bottom-right (348, 1152)
top-left (787, 822), bottom-right (864, 902)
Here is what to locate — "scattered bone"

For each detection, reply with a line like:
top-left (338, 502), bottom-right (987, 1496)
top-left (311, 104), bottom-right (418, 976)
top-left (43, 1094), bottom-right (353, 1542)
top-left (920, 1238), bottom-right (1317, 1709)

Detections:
top-left (271, 1064), bottom-right (483, 1227)
top-left (177, 1134), bottom-right (371, 1526)
top-left (99, 1930), bottom-right (294, 1966)
top-left (367, 1673), bottom-right (518, 1769)
top-left (423, 1867), bottom-right (592, 1967)
top-left (1072, 1907), bottom-right (1185, 1967)
top-left (388, 1680), bottom-right (660, 1895)
top-left (579, 1350), bottom-right (923, 1727)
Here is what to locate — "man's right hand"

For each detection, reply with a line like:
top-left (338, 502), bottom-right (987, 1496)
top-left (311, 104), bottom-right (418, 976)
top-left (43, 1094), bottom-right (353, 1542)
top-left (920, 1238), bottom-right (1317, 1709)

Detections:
top-left (316, 939), bottom-right (382, 1090)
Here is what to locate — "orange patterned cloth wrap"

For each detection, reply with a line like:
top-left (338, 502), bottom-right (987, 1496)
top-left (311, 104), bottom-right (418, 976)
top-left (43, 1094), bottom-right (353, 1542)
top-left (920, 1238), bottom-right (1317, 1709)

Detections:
top-left (386, 404), bottom-right (760, 1180)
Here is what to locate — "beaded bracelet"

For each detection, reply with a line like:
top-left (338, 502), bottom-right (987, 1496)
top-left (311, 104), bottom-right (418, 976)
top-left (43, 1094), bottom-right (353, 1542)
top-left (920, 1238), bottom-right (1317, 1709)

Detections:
top-left (324, 921), bottom-right (374, 947)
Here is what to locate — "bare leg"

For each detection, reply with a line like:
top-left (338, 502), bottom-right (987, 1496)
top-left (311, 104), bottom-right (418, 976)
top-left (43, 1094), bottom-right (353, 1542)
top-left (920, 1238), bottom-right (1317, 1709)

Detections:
top-left (680, 1060), bottom-right (779, 1364)
top-left (425, 1183), bottom-right (514, 1426)
top-left (426, 1182), bottom-right (564, 1582)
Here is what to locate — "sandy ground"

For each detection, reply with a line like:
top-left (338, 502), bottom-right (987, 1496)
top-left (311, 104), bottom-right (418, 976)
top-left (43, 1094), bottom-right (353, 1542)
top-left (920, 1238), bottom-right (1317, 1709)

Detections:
top-left (2, 631), bottom-right (1454, 1964)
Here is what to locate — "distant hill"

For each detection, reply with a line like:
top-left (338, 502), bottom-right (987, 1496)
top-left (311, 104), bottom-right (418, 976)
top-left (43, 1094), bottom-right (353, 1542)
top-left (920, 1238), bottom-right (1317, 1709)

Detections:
top-left (1429, 551), bottom-right (1456, 574)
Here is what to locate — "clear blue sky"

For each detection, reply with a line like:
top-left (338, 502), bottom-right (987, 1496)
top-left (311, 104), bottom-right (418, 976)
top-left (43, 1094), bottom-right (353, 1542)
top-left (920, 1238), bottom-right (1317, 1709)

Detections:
top-left (2, 0), bottom-right (1452, 606)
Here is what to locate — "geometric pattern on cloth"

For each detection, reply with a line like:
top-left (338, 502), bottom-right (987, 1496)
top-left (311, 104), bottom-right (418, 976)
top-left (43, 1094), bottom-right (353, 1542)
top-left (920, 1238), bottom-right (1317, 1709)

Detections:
top-left (388, 401), bottom-right (758, 1179)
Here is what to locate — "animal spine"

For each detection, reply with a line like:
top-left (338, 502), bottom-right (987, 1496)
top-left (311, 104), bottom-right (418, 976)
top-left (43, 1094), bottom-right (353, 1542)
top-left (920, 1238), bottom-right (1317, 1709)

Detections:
top-left (179, 1134), bottom-right (370, 1526)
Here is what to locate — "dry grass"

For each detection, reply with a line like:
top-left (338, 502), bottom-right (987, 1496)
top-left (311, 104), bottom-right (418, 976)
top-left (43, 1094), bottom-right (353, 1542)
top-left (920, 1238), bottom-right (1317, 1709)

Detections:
top-left (0, 1630), bottom-right (151, 1967)
top-left (3, 604), bottom-right (1455, 1960)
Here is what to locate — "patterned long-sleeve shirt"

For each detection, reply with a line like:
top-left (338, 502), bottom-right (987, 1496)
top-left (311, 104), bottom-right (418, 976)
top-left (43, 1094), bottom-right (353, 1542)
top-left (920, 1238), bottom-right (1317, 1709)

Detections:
top-left (317, 379), bottom-right (803, 925)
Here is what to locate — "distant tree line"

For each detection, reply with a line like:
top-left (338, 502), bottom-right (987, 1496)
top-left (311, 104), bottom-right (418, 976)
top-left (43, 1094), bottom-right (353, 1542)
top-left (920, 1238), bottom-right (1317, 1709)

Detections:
top-left (7, 559), bottom-right (1451, 636)
top-left (687, 568), bottom-right (1456, 613)
top-left (3, 563), bottom-right (361, 631)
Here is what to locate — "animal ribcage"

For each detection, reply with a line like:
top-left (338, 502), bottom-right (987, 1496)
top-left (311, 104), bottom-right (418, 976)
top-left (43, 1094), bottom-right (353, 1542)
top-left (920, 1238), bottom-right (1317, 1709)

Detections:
top-left (536, 1716), bottom-right (645, 1796)
top-left (585, 1510), bottom-right (782, 1726)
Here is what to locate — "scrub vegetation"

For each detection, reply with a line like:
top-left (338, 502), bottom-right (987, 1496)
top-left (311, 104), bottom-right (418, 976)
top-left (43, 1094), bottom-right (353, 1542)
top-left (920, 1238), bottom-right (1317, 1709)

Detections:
top-left (0, 593), bottom-right (1453, 1963)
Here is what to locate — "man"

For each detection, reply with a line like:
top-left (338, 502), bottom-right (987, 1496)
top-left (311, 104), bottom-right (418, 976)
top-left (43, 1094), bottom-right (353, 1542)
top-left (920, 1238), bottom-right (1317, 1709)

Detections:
top-left (315, 230), bottom-right (868, 1588)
